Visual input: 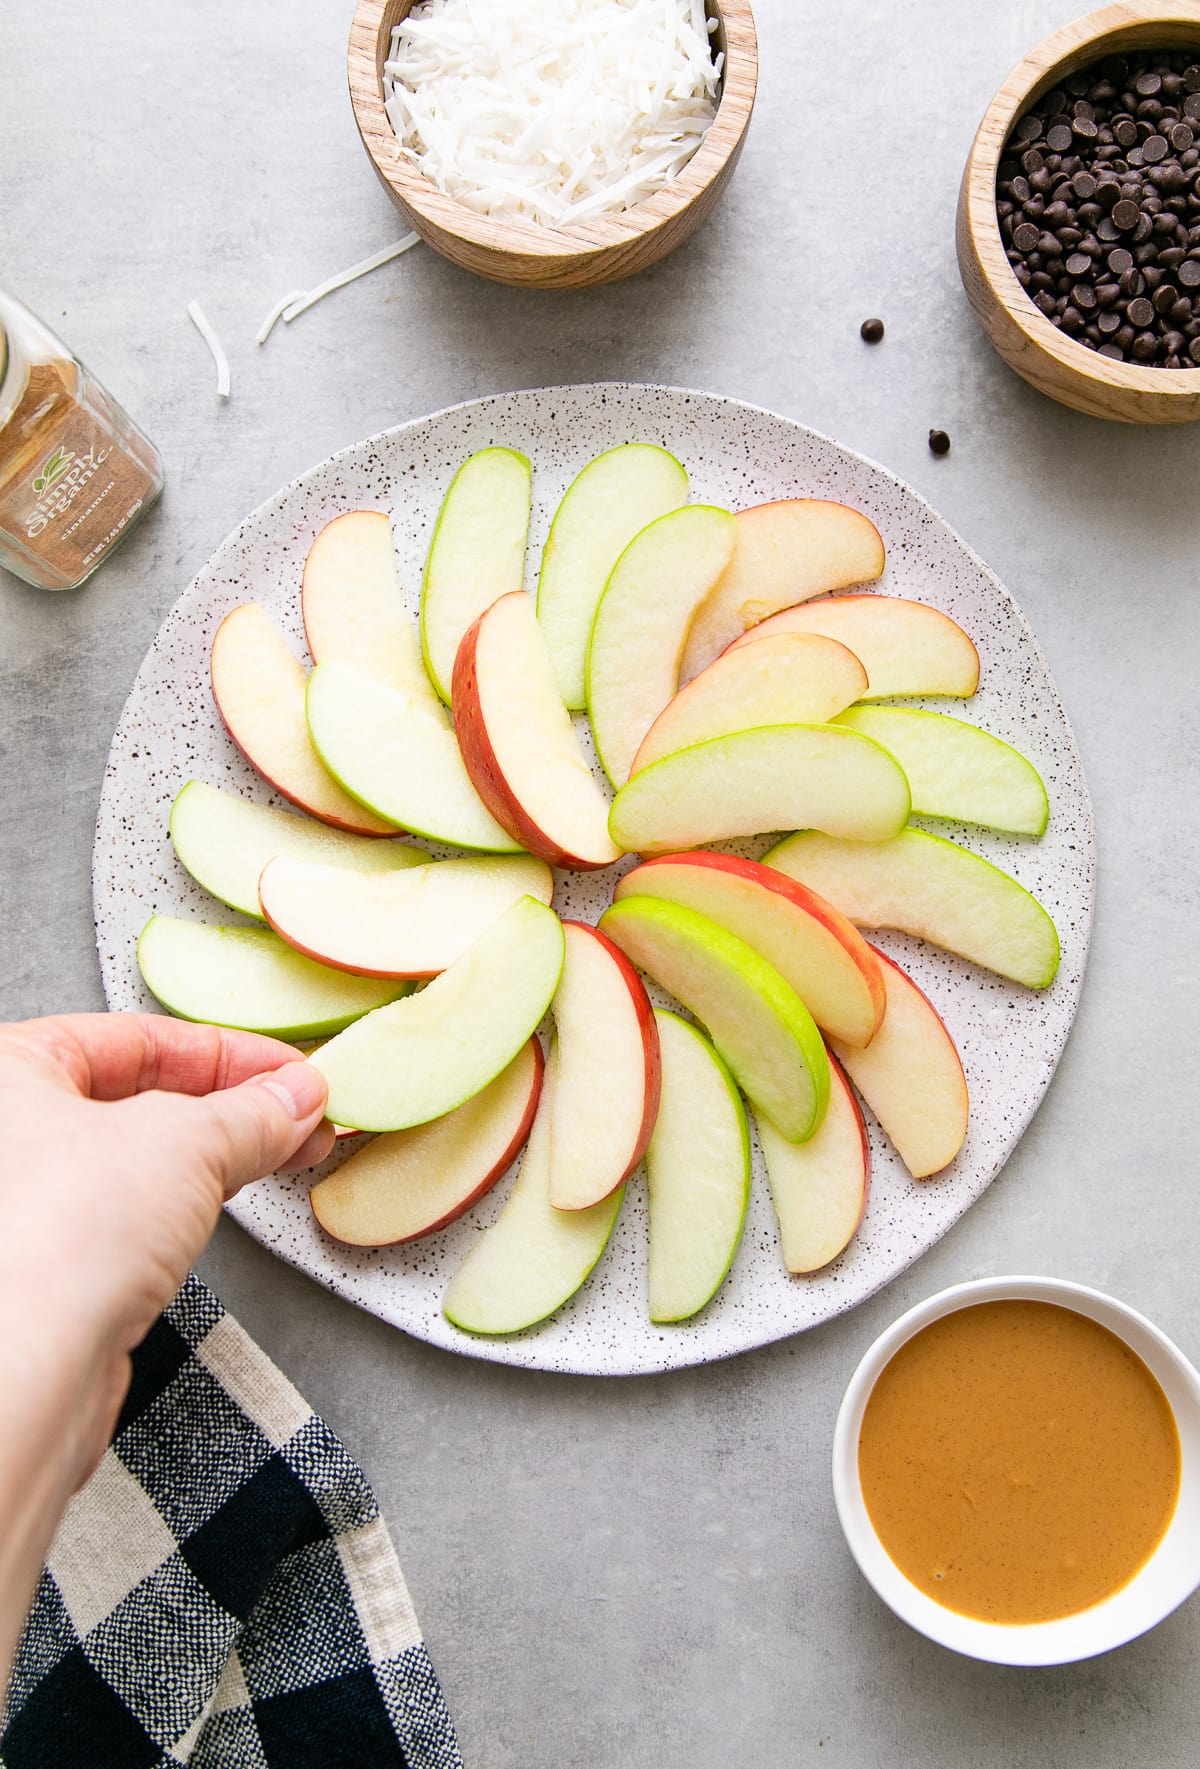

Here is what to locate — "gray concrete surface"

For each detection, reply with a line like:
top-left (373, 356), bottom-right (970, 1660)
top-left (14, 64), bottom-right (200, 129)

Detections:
top-left (3, 2), bottom-right (1200, 1763)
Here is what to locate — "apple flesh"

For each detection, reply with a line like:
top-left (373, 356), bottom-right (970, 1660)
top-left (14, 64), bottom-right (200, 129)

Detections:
top-left (309, 1038), bottom-right (543, 1246)
top-left (757, 1052), bottom-right (868, 1274)
top-left (614, 853), bottom-right (885, 1048)
top-left (608, 724), bottom-right (911, 855)
top-left (585, 504), bottom-right (737, 785)
top-left (169, 781), bottom-right (431, 920)
top-left (259, 852), bottom-right (554, 977)
top-left (537, 443), bottom-right (689, 710)
top-left (306, 659), bottom-right (522, 852)
top-left (548, 922), bottom-right (661, 1211)
top-left (728, 594), bottom-right (980, 699)
top-left (453, 591), bottom-right (621, 869)
top-left (442, 1044), bottom-right (623, 1335)
top-left (137, 916), bottom-right (406, 1040)
top-left (830, 949), bottom-right (968, 1179)
top-left (764, 828), bottom-right (1060, 989)
top-left (301, 510), bottom-right (438, 705)
top-left (646, 1010), bottom-right (750, 1323)
top-left (307, 895), bottom-right (564, 1132)
top-left (210, 604), bottom-right (394, 835)
top-left (680, 500), bottom-right (886, 681)
top-left (833, 706), bottom-right (1049, 836)
top-left (630, 631), bottom-right (868, 776)
top-left (420, 447), bottom-right (531, 704)
top-left (599, 895), bottom-right (829, 1143)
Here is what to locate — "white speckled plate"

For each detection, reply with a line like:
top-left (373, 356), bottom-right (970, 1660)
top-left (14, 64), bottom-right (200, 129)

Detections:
top-left (93, 384), bottom-right (1094, 1376)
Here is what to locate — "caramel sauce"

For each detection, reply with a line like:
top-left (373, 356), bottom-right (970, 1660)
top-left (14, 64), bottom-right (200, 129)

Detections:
top-left (858, 1300), bottom-right (1181, 1624)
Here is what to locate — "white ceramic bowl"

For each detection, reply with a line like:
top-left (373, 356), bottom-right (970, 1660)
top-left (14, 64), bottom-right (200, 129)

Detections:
top-left (833, 1275), bottom-right (1200, 1665)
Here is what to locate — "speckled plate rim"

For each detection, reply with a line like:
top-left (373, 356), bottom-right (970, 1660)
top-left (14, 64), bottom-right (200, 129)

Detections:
top-left (92, 382), bottom-right (1095, 1377)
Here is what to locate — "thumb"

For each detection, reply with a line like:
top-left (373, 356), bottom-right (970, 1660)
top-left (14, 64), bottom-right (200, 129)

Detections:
top-left (189, 1061), bottom-right (331, 1198)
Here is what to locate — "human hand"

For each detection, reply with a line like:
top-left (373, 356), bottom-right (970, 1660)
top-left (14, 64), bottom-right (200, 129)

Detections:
top-left (0, 1013), bottom-right (331, 1682)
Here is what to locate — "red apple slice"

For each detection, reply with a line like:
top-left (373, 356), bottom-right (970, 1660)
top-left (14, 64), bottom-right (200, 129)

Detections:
top-left (727, 595), bottom-right (980, 698)
top-left (421, 447), bottom-right (531, 703)
top-left (630, 631), bottom-right (869, 776)
top-left (211, 604), bottom-right (394, 835)
top-left (680, 500), bottom-right (886, 681)
top-left (260, 853), bottom-right (554, 977)
top-left (585, 504), bottom-right (737, 785)
top-left (608, 724), bottom-right (910, 855)
top-left (453, 591), bottom-right (621, 869)
top-left (309, 1038), bottom-right (543, 1246)
top-left (549, 922), bottom-right (661, 1210)
top-left (831, 950), bottom-right (968, 1179)
top-left (757, 1052), bottom-right (869, 1273)
top-left (302, 510), bottom-right (437, 705)
top-left (614, 853), bottom-right (885, 1048)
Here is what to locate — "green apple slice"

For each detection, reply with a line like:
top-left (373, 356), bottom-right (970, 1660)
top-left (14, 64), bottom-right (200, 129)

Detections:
top-left (306, 659), bottom-right (522, 852)
top-left (307, 895), bottom-right (564, 1132)
top-left (757, 1053), bottom-right (868, 1274)
top-left (586, 505), bottom-right (736, 785)
top-left (646, 1011), bottom-right (750, 1323)
top-left (832, 706), bottom-right (1048, 836)
top-left (728, 595), bottom-right (980, 698)
top-left (680, 500), bottom-right (886, 681)
top-left (210, 604), bottom-right (394, 835)
top-left (599, 895), bottom-right (829, 1143)
top-left (420, 448), bottom-right (531, 703)
top-left (259, 852), bottom-right (553, 976)
top-left (764, 828), bottom-right (1060, 989)
top-left (631, 631), bottom-right (868, 775)
top-left (830, 949), bottom-right (969, 1179)
top-left (608, 725), bottom-right (911, 854)
top-left (537, 443), bottom-right (689, 709)
top-left (310, 1039), bottom-right (543, 1247)
top-left (443, 1044), bottom-right (623, 1335)
top-left (169, 781), bottom-right (431, 920)
top-left (137, 917), bottom-right (407, 1039)
top-left (301, 510), bottom-right (438, 705)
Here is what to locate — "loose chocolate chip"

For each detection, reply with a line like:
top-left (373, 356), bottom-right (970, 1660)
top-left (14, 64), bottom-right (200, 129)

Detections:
top-left (1013, 221), bottom-right (1040, 252)
top-left (1113, 198), bottom-right (1141, 229)
top-left (1171, 122), bottom-right (1195, 151)
top-left (1072, 116), bottom-right (1098, 143)
top-left (1128, 295), bottom-right (1155, 326)
top-left (1180, 257), bottom-right (1200, 285)
top-left (1143, 133), bottom-right (1169, 162)
top-left (1107, 245), bottom-right (1134, 273)
top-left (860, 318), bottom-right (884, 343)
top-left (1127, 146), bottom-right (1146, 167)
top-left (1137, 71), bottom-right (1163, 98)
top-left (928, 429), bottom-right (951, 456)
top-left (1114, 118), bottom-right (1139, 146)
top-left (1046, 124), bottom-right (1073, 152)
top-left (1073, 169), bottom-right (1098, 199)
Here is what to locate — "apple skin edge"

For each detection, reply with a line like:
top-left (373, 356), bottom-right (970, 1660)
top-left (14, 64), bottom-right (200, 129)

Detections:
top-left (557, 920), bottom-right (663, 1202)
top-left (451, 608), bottom-right (619, 870)
top-left (311, 1037), bottom-right (545, 1247)
top-left (806, 1049), bottom-right (870, 1274)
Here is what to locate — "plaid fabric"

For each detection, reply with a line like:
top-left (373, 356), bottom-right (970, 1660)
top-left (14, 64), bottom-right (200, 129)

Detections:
top-left (0, 1276), bottom-right (462, 1769)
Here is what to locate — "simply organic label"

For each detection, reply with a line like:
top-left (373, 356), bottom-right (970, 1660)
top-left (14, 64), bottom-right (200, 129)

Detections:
top-left (25, 440), bottom-right (112, 537)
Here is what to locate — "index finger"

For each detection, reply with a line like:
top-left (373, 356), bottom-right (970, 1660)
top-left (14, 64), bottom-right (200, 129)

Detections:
top-left (10, 1013), bottom-right (308, 1101)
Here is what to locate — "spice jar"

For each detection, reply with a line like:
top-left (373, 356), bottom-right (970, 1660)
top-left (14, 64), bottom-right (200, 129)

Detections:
top-left (0, 290), bottom-right (164, 591)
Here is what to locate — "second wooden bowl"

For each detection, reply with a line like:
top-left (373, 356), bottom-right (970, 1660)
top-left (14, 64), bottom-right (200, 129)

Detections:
top-left (958, 1), bottom-right (1200, 422)
top-left (348, 0), bottom-right (758, 291)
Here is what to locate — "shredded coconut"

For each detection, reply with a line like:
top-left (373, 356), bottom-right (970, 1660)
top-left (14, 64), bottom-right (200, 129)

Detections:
top-left (186, 301), bottom-right (231, 399)
top-left (383, 0), bottom-right (723, 228)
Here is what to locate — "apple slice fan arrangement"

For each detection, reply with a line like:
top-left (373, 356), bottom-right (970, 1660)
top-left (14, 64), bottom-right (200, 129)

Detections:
top-left (122, 428), bottom-right (1073, 1345)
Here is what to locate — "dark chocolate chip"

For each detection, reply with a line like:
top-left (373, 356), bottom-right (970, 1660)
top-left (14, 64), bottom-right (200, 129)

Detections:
top-left (1107, 245), bottom-right (1134, 273)
top-left (1136, 71), bottom-right (1163, 98)
top-left (1127, 295), bottom-right (1155, 326)
top-left (1113, 199), bottom-right (1141, 229)
top-left (1046, 124), bottom-right (1073, 152)
top-left (1013, 221), bottom-right (1040, 252)
top-left (1143, 133), bottom-right (1169, 162)
top-left (1131, 330), bottom-right (1159, 360)
top-left (1065, 251), bottom-right (1093, 276)
top-left (860, 318), bottom-right (885, 343)
top-left (1171, 122), bottom-right (1195, 151)
top-left (1114, 118), bottom-right (1138, 146)
top-left (928, 429), bottom-right (951, 456)
top-left (1180, 257), bottom-right (1200, 285)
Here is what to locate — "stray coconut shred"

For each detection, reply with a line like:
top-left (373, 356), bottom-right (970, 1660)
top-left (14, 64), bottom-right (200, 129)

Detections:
top-left (383, 0), bottom-right (723, 228)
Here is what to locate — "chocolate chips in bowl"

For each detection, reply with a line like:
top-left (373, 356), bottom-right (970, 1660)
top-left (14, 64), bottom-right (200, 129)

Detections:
top-left (999, 51), bottom-right (1200, 368)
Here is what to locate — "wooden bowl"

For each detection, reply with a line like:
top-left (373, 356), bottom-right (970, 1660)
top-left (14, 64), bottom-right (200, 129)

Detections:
top-left (957, 1), bottom-right (1200, 422)
top-left (347, 0), bottom-right (757, 291)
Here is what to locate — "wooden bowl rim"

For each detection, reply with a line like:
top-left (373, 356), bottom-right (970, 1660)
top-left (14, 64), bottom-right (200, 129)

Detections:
top-left (348, 0), bottom-right (758, 264)
top-left (965, 0), bottom-right (1200, 397)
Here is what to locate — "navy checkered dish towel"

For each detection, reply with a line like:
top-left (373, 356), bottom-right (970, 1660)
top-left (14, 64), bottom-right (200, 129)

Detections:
top-left (0, 1275), bottom-right (462, 1769)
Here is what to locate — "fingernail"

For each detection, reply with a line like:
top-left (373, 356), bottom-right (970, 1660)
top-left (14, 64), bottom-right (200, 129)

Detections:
top-left (260, 1061), bottom-right (328, 1121)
